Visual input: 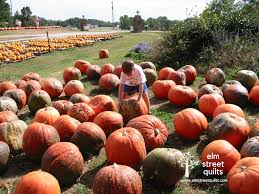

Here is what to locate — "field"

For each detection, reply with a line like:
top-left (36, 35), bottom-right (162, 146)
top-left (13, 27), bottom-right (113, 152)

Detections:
top-left (0, 32), bottom-right (258, 194)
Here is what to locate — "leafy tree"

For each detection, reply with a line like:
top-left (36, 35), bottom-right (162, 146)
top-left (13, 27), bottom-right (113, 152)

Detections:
top-left (0, 0), bottom-right (10, 27)
top-left (119, 15), bottom-right (131, 30)
top-left (20, 6), bottom-right (34, 26)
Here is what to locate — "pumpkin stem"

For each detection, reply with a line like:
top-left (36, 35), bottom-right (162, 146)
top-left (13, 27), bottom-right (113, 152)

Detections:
top-left (154, 128), bottom-right (160, 136)
top-left (122, 129), bottom-right (127, 136)
top-left (240, 166), bottom-right (247, 172)
top-left (113, 163), bottom-right (119, 169)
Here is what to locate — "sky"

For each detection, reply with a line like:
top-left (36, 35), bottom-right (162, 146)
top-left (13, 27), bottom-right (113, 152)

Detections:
top-left (10, 0), bottom-right (212, 22)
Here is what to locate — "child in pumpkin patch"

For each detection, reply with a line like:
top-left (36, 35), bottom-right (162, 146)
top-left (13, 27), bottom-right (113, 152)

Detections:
top-left (118, 59), bottom-right (151, 114)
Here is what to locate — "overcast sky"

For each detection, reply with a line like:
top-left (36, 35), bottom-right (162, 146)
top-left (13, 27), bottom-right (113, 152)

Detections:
top-left (11, 0), bottom-right (212, 21)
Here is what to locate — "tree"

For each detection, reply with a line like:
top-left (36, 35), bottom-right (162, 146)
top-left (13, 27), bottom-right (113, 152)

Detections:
top-left (20, 6), bottom-right (34, 26)
top-left (119, 15), bottom-right (131, 30)
top-left (0, 0), bottom-right (11, 27)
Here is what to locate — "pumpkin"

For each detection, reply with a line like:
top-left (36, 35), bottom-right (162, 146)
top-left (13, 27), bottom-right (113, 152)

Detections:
top-left (236, 70), bottom-right (258, 91)
top-left (105, 127), bottom-right (146, 168)
top-left (52, 100), bottom-right (73, 115)
top-left (249, 86), bottom-right (259, 106)
top-left (3, 89), bottom-right (26, 109)
top-left (198, 93), bottom-right (225, 117)
top-left (14, 171), bottom-right (61, 194)
top-left (99, 73), bottom-right (120, 92)
top-left (0, 96), bottom-right (18, 113)
top-left (15, 80), bottom-right (26, 88)
top-left (205, 68), bottom-right (226, 86)
top-left (173, 108), bottom-right (208, 140)
top-left (0, 141), bottom-right (10, 174)
top-left (142, 148), bottom-right (185, 186)
top-left (28, 90), bottom-right (51, 114)
top-left (213, 103), bottom-right (245, 118)
top-left (99, 49), bottom-right (109, 58)
top-left (168, 85), bottom-right (197, 106)
top-left (22, 72), bottom-right (41, 81)
top-left (18, 80), bottom-right (41, 98)
top-left (240, 137), bottom-right (259, 158)
top-left (68, 103), bottom-right (95, 122)
top-left (33, 107), bottom-right (60, 125)
top-left (0, 81), bottom-right (17, 96)
top-left (71, 122), bottom-right (106, 155)
top-left (223, 84), bottom-right (249, 107)
top-left (201, 140), bottom-right (241, 174)
top-left (251, 120), bottom-right (259, 137)
top-left (227, 157), bottom-right (259, 194)
top-left (93, 111), bottom-right (123, 136)
top-left (119, 94), bottom-right (148, 124)
top-left (40, 78), bottom-right (63, 98)
top-left (86, 65), bottom-right (101, 80)
top-left (167, 70), bottom-right (186, 85)
top-left (178, 65), bottom-right (197, 85)
top-left (222, 80), bottom-right (242, 92)
top-left (158, 67), bottom-right (174, 80)
top-left (198, 84), bottom-right (223, 98)
top-left (89, 95), bottom-right (116, 115)
top-left (74, 60), bottom-right (91, 74)
top-left (41, 142), bottom-right (84, 185)
top-left (0, 111), bottom-right (18, 124)
top-left (208, 113), bottom-right (250, 148)
top-left (0, 120), bottom-right (27, 153)
top-left (23, 122), bottom-right (60, 161)
top-left (63, 67), bottom-right (81, 83)
top-left (63, 80), bottom-right (84, 97)
top-left (52, 115), bottom-right (80, 142)
top-left (140, 61), bottom-right (156, 71)
top-left (143, 68), bottom-right (157, 87)
top-left (100, 63), bottom-right (115, 76)
top-left (127, 115), bottom-right (168, 151)
top-left (114, 65), bottom-right (122, 78)
top-left (93, 164), bottom-right (142, 194)
top-left (152, 80), bottom-right (176, 99)
top-left (69, 93), bottom-right (90, 104)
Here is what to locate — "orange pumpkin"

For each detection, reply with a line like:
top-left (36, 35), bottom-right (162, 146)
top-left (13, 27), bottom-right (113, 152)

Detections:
top-left (100, 63), bottom-right (115, 76)
top-left (33, 107), bottom-right (60, 125)
top-left (0, 81), bottom-right (17, 96)
top-left (99, 73), bottom-right (120, 92)
top-left (63, 67), bottom-right (81, 83)
top-left (86, 65), bottom-right (101, 80)
top-left (114, 65), bottom-right (122, 78)
top-left (227, 157), bottom-right (259, 194)
top-left (3, 89), bottom-right (27, 109)
top-left (198, 93), bottom-right (225, 117)
top-left (249, 86), bottom-right (259, 106)
top-left (213, 103), bottom-right (245, 118)
top-left (173, 108), bottom-right (208, 140)
top-left (22, 72), bottom-right (41, 81)
top-left (89, 95), bottom-right (116, 115)
top-left (63, 80), bottom-right (84, 97)
top-left (205, 68), bottom-right (225, 86)
top-left (68, 103), bottom-right (95, 122)
top-left (18, 80), bottom-right (41, 99)
top-left (158, 67), bottom-right (174, 80)
top-left (15, 80), bottom-right (26, 88)
top-left (52, 115), bottom-right (80, 142)
top-left (223, 84), bottom-right (249, 107)
top-left (69, 93), bottom-right (90, 104)
top-left (251, 119), bottom-right (259, 137)
top-left (40, 78), bottom-right (63, 98)
top-left (74, 60), bottom-right (91, 74)
top-left (152, 80), bottom-right (176, 99)
top-left (178, 65), bottom-right (197, 85)
top-left (14, 171), bottom-right (61, 194)
top-left (105, 127), bottom-right (146, 168)
top-left (167, 70), bottom-right (186, 85)
top-left (52, 100), bottom-right (73, 115)
top-left (99, 49), bottom-right (109, 59)
top-left (168, 85), bottom-right (197, 106)
top-left (198, 84), bottom-right (223, 98)
top-left (0, 111), bottom-right (18, 124)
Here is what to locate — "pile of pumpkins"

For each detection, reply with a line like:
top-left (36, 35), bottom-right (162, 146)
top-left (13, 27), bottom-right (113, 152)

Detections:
top-left (0, 57), bottom-right (259, 194)
top-left (0, 26), bottom-right (62, 31)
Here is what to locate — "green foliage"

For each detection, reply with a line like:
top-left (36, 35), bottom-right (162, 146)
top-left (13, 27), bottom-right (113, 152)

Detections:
top-left (0, 0), bottom-right (10, 27)
top-left (119, 15), bottom-right (132, 30)
top-left (146, 17), bottom-right (180, 31)
top-left (13, 7), bottom-right (34, 27)
top-left (124, 50), bottom-right (146, 62)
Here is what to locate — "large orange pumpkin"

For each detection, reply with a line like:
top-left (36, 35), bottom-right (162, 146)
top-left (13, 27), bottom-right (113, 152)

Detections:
top-left (15, 80), bottom-right (26, 88)
top-left (198, 93), bottom-right (225, 117)
top-left (249, 86), bottom-right (259, 106)
top-left (223, 84), bottom-right (249, 107)
top-left (33, 107), bottom-right (60, 125)
top-left (27, 90), bottom-right (51, 114)
top-left (71, 122), bottom-right (106, 155)
top-left (68, 103), bottom-right (96, 122)
top-left (63, 67), bottom-right (81, 83)
top-left (52, 115), bottom-right (80, 142)
top-left (22, 72), bottom-right (41, 81)
top-left (69, 93), bottom-right (90, 104)
top-left (93, 111), bottom-right (123, 136)
top-left (41, 142), bottom-right (84, 185)
top-left (178, 65), bottom-right (197, 85)
top-left (168, 85), bottom-right (197, 106)
top-left (14, 171), bottom-right (61, 194)
top-left (114, 65), bottom-right (122, 78)
top-left (251, 119), bottom-right (259, 137)
top-left (99, 49), bottom-right (109, 58)
top-left (167, 70), bottom-right (186, 85)
top-left (152, 80), bottom-right (176, 99)
top-left (100, 63), bottom-right (115, 76)
top-left (213, 103), bottom-right (245, 118)
top-left (99, 73), bottom-right (120, 92)
top-left (52, 100), bottom-right (73, 115)
top-left (3, 89), bottom-right (27, 109)
top-left (74, 60), bottom-right (91, 74)
top-left (23, 123), bottom-right (60, 161)
top-left (227, 157), bottom-right (259, 194)
top-left (222, 80), bottom-right (242, 92)
top-left (93, 164), bottom-right (142, 194)
top-left (40, 78), bottom-right (63, 98)
top-left (208, 113), bottom-right (250, 148)
top-left (105, 127), bottom-right (146, 168)
top-left (158, 67), bottom-right (174, 80)
top-left (0, 81), bottom-right (17, 96)
top-left (127, 115), bottom-right (168, 151)
top-left (205, 68), bottom-right (226, 86)
top-left (201, 140), bottom-right (241, 174)
top-left (173, 108), bottom-right (208, 140)
top-left (0, 111), bottom-right (18, 124)
top-left (18, 80), bottom-right (41, 98)
top-left (63, 80), bottom-right (84, 97)
top-left (89, 95), bottom-right (116, 115)
top-left (198, 84), bottom-right (223, 98)
top-left (86, 65), bottom-right (101, 80)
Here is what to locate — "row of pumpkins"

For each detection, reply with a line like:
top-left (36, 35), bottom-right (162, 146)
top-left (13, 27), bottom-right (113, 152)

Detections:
top-left (0, 34), bottom-right (116, 62)
top-left (0, 58), bottom-right (259, 193)
top-left (0, 26), bottom-right (62, 31)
